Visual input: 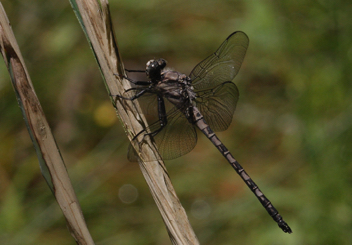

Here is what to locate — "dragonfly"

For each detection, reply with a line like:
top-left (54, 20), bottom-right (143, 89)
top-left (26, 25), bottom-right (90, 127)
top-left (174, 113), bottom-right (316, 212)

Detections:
top-left (113, 31), bottom-right (292, 233)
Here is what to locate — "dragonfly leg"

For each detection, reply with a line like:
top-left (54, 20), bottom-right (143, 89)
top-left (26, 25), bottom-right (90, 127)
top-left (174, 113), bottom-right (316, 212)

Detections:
top-left (124, 76), bottom-right (152, 86)
top-left (132, 94), bottom-right (168, 142)
top-left (122, 75), bottom-right (151, 86)
top-left (111, 89), bottom-right (148, 105)
top-left (125, 68), bottom-right (145, 73)
top-left (113, 72), bottom-right (151, 86)
top-left (147, 95), bottom-right (168, 137)
top-left (125, 87), bottom-right (145, 93)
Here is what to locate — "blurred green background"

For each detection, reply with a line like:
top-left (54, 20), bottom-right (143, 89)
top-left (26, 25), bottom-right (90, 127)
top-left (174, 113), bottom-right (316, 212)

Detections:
top-left (1, 0), bottom-right (352, 244)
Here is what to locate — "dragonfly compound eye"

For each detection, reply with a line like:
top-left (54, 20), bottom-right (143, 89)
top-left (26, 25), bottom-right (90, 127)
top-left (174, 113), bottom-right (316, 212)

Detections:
top-left (157, 58), bottom-right (167, 69)
top-left (146, 59), bottom-right (165, 79)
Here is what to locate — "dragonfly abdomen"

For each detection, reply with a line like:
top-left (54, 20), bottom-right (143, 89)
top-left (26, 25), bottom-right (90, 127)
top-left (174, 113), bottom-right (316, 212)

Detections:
top-left (192, 106), bottom-right (292, 233)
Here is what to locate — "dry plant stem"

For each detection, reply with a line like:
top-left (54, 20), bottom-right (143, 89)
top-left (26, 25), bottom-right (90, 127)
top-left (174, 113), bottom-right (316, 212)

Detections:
top-left (72, 0), bottom-right (199, 244)
top-left (0, 3), bottom-right (94, 245)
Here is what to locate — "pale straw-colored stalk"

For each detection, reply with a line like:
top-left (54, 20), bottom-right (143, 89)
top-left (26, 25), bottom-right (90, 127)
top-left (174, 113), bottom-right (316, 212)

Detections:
top-left (0, 3), bottom-right (95, 245)
top-left (70, 0), bottom-right (199, 244)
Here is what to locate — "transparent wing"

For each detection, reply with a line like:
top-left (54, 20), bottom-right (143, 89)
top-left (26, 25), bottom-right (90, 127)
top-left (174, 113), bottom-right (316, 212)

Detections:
top-left (153, 108), bottom-right (197, 160)
top-left (195, 82), bottom-right (239, 132)
top-left (128, 106), bottom-right (197, 161)
top-left (189, 31), bottom-right (249, 91)
top-left (121, 87), bottom-right (159, 116)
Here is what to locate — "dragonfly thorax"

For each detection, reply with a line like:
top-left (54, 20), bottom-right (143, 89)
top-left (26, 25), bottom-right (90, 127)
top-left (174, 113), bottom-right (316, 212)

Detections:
top-left (155, 69), bottom-right (195, 109)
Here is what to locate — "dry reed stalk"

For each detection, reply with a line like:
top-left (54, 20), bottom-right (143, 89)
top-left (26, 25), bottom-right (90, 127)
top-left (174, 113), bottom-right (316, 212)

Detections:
top-left (0, 3), bottom-right (95, 245)
top-left (70, 0), bottom-right (199, 244)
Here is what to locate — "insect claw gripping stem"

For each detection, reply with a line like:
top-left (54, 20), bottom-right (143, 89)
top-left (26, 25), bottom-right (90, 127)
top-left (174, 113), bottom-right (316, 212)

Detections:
top-left (132, 128), bottom-right (146, 141)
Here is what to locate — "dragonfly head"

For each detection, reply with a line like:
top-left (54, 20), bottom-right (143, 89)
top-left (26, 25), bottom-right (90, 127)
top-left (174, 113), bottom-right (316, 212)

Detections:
top-left (146, 58), bottom-right (167, 81)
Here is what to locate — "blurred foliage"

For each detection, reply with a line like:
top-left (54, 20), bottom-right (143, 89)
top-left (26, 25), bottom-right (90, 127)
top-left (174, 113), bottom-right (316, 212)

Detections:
top-left (1, 0), bottom-right (352, 244)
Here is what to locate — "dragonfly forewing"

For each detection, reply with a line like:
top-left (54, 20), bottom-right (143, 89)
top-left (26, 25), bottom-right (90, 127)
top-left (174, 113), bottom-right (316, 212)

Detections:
top-left (190, 31), bottom-right (249, 91)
